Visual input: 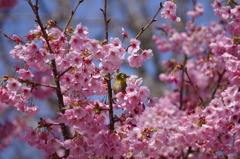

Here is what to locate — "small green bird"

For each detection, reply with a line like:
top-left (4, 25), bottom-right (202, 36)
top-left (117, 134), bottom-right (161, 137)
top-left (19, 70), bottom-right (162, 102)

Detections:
top-left (112, 73), bottom-right (129, 94)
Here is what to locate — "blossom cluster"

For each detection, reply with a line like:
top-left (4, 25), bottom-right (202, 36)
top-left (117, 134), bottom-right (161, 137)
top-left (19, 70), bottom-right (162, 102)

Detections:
top-left (0, 117), bottom-right (25, 151)
top-left (148, 1), bottom-right (240, 158)
top-left (1, 20), bottom-right (154, 158)
top-left (161, 1), bottom-right (181, 22)
top-left (115, 75), bottom-right (155, 114)
top-left (128, 39), bottom-right (153, 68)
top-left (0, 77), bottom-right (39, 115)
top-left (0, 0), bottom-right (18, 9)
top-left (0, 0), bottom-right (240, 158)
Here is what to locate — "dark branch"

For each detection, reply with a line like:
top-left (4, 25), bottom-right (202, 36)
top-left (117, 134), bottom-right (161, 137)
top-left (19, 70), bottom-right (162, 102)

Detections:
top-left (19, 79), bottom-right (56, 88)
top-left (58, 66), bottom-right (73, 78)
top-left (100, 0), bottom-right (110, 42)
top-left (101, 0), bottom-right (114, 132)
top-left (106, 74), bottom-right (115, 132)
top-left (63, 0), bottom-right (84, 34)
top-left (26, 0), bottom-right (72, 150)
top-left (179, 55), bottom-right (188, 110)
top-left (210, 69), bottom-right (226, 100)
top-left (135, 2), bottom-right (163, 39)
top-left (185, 67), bottom-right (205, 107)
top-left (0, 29), bottom-right (25, 44)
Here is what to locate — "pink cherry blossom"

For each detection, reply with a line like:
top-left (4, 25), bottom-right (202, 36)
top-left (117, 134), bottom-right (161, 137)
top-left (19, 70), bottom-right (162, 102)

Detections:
top-left (122, 27), bottom-right (128, 39)
top-left (153, 36), bottom-right (172, 52)
top-left (0, 0), bottom-right (18, 9)
top-left (187, 3), bottom-right (204, 18)
top-left (226, 18), bottom-right (240, 36)
top-left (161, 1), bottom-right (181, 22)
top-left (128, 54), bottom-right (144, 68)
top-left (2, 1), bottom-right (240, 158)
top-left (6, 78), bottom-right (22, 92)
top-left (141, 49), bottom-right (153, 60)
top-left (128, 39), bottom-right (140, 54)
top-left (138, 86), bottom-right (150, 101)
top-left (17, 69), bottom-right (34, 80)
top-left (74, 23), bottom-right (89, 36)
top-left (231, 5), bottom-right (240, 17)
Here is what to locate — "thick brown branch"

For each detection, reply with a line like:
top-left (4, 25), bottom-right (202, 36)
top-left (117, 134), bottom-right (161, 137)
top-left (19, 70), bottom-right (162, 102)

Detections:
top-left (184, 147), bottom-right (192, 159)
top-left (229, 0), bottom-right (238, 5)
top-left (135, 2), bottom-right (163, 39)
top-left (106, 74), bottom-right (115, 132)
top-left (26, 1), bottom-right (72, 150)
top-left (63, 0), bottom-right (84, 34)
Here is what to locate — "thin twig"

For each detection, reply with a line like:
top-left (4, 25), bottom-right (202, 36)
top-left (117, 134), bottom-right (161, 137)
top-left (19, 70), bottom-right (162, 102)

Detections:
top-left (26, 0), bottom-right (54, 53)
top-left (100, 0), bottom-right (110, 42)
top-left (210, 69), bottom-right (226, 100)
top-left (185, 67), bottom-right (205, 107)
top-left (26, 1), bottom-right (72, 153)
top-left (153, 26), bottom-right (168, 35)
top-left (125, 1), bottom-right (163, 52)
top-left (56, 23), bottom-right (64, 31)
top-left (229, 0), bottom-right (238, 5)
top-left (58, 66), bottom-right (73, 78)
top-left (179, 55), bottom-right (188, 110)
top-left (0, 30), bottom-right (25, 44)
top-left (63, 0), bottom-right (84, 34)
top-left (192, 0), bottom-right (197, 6)
top-left (135, 2), bottom-right (163, 39)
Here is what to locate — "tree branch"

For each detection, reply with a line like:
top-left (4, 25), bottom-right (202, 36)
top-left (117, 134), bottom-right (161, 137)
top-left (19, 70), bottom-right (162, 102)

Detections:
top-left (58, 66), bottom-right (73, 78)
top-left (19, 79), bottom-right (56, 88)
top-left (26, 1), bottom-right (72, 154)
top-left (106, 74), bottom-right (115, 132)
top-left (0, 29), bottom-right (25, 44)
top-left (101, 0), bottom-right (115, 132)
top-left (179, 55), bottom-right (188, 110)
top-left (100, 0), bottom-right (110, 42)
top-left (135, 2), bottom-right (163, 39)
top-left (184, 147), bottom-right (192, 159)
top-left (210, 69), bottom-right (226, 100)
top-left (184, 67), bottom-right (205, 107)
top-left (63, 0), bottom-right (84, 34)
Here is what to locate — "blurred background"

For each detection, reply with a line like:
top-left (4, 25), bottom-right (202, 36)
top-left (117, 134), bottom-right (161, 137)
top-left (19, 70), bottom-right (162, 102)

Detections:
top-left (0, 0), bottom-right (216, 158)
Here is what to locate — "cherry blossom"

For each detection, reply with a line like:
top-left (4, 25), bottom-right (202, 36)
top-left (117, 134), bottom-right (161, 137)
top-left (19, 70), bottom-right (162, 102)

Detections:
top-left (0, 0), bottom-right (18, 9)
top-left (1, 0), bottom-right (240, 158)
top-left (187, 3), bottom-right (204, 18)
top-left (161, 1), bottom-right (181, 22)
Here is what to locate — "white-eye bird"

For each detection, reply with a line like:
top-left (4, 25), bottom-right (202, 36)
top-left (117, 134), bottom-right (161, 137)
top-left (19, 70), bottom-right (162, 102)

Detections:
top-left (112, 73), bottom-right (129, 94)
